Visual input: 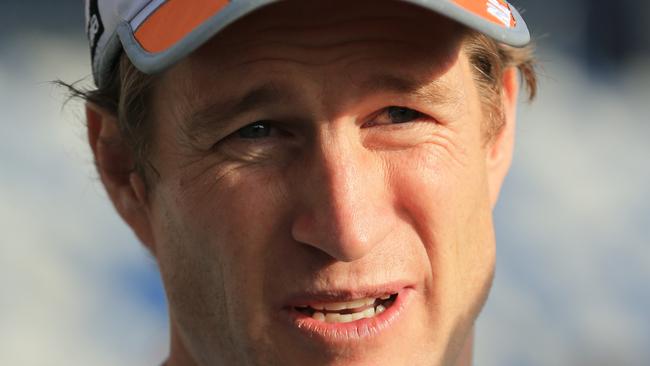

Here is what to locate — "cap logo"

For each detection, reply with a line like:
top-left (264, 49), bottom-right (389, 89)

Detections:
top-left (486, 0), bottom-right (513, 28)
top-left (87, 0), bottom-right (105, 62)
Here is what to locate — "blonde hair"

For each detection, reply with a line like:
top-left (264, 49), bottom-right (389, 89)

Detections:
top-left (464, 31), bottom-right (537, 144)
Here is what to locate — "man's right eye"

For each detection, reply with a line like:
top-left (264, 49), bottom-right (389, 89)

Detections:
top-left (237, 121), bottom-right (273, 139)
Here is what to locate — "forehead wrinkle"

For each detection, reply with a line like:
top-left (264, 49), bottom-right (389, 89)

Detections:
top-left (211, 38), bottom-right (418, 74)
top-left (253, 15), bottom-right (416, 36)
top-left (200, 10), bottom-right (455, 73)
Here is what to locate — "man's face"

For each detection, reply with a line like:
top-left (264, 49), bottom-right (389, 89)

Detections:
top-left (138, 1), bottom-right (511, 365)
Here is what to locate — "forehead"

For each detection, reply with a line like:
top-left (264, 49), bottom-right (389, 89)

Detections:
top-left (155, 0), bottom-right (469, 114)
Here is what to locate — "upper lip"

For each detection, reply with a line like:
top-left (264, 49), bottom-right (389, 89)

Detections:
top-left (282, 281), bottom-right (413, 308)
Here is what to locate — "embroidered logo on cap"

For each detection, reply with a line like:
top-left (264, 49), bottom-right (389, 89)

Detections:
top-left (87, 0), bottom-right (104, 62)
top-left (486, 0), bottom-right (513, 28)
top-left (452, 0), bottom-right (516, 28)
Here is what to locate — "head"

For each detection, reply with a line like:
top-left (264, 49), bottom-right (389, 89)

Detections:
top-left (75, 0), bottom-right (537, 365)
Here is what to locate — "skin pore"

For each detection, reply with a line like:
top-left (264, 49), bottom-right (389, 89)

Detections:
top-left (87, 0), bottom-right (520, 365)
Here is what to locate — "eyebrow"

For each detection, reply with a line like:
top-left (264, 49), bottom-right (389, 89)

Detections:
top-left (359, 73), bottom-right (460, 106)
top-left (181, 82), bottom-right (291, 141)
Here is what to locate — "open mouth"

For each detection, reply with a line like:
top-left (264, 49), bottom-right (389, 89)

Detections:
top-left (293, 293), bottom-right (398, 323)
top-left (284, 287), bottom-right (414, 342)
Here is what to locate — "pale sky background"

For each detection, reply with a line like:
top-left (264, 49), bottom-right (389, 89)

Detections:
top-left (1, 2), bottom-right (649, 365)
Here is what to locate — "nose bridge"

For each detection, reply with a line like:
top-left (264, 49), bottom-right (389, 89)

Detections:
top-left (291, 126), bottom-right (392, 262)
top-left (321, 133), bottom-right (368, 240)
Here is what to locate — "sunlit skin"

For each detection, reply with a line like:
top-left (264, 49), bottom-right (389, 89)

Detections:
top-left (87, 1), bottom-right (520, 365)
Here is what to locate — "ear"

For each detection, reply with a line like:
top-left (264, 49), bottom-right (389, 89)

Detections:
top-left (486, 67), bottom-right (519, 209)
top-left (86, 102), bottom-right (157, 254)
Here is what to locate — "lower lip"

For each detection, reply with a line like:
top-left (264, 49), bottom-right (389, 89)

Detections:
top-left (283, 288), bottom-right (415, 344)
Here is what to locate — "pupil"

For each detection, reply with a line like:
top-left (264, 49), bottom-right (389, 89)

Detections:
top-left (238, 122), bottom-right (270, 139)
top-left (388, 107), bottom-right (418, 124)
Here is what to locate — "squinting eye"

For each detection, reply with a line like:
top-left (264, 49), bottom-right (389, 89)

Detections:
top-left (237, 121), bottom-right (272, 139)
top-left (386, 106), bottom-right (423, 124)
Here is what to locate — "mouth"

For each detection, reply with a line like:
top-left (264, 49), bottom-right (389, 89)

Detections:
top-left (282, 285), bottom-right (414, 343)
top-left (293, 293), bottom-right (398, 323)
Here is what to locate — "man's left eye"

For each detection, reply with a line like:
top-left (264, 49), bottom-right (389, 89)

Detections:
top-left (367, 106), bottom-right (425, 127)
top-left (237, 121), bottom-right (273, 139)
top-left (386, 106), bottom-right (423, 123)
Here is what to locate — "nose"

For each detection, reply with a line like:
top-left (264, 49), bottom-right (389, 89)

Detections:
top-left (290, 127), bottom-right (395, 262)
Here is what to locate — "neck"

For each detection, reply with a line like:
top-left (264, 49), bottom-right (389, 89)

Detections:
top-left (456, 330), bottom-right (474, 366)
top-left (164, 322), bottom-right (198, 366)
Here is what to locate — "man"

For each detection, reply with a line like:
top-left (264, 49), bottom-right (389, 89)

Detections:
top-left (76, 0), bottom-right (537, 365)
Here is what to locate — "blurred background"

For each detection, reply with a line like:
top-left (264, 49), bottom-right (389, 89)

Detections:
top-left (1, 1), bottom-right (648, 365)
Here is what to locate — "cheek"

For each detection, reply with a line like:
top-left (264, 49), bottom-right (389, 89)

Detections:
top-left (386, 139), bottom-right (496, 361)
top-left (387, 137), bottom-right (495, 299)
top-left (150, 164), bottom-right (291, 360)
top-left (159, 161), bottom-right (291, 266)
top-left (391, 139), bottom-right (490, 238)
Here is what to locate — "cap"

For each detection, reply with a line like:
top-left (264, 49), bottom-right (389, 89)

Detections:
top-left (86, 0), bottom-right (530, 88)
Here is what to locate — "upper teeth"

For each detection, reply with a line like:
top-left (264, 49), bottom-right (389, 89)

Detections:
top-left (310, 297), bottom-right (377, 311)
top-left (312, 302), bottom-right (388, 323)
top-left (295, 294), bottom-right (395, 323)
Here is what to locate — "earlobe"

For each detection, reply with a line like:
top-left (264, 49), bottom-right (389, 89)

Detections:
top-left (486, 68), bottom-right (519, 208)
top-left (86, 103), bottom-right (157, 254)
